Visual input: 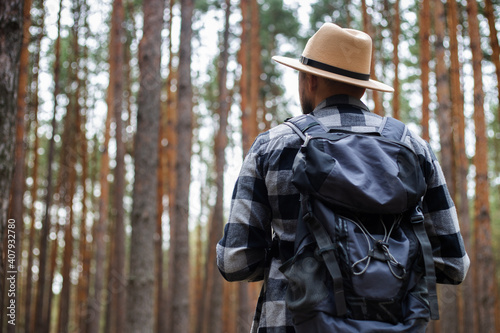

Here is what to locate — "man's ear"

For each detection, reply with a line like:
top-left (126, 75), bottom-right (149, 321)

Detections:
top-left (306, 73), bottom-right (318, 94)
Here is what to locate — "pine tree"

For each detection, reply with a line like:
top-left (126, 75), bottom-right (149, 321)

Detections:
top-left (170, 0), bottom-right (194, 331)
top-left (467, 0), bottom-right (497, 332)
top-left (201, 2), bottom-right (231, 332)
top-left (126, 0), bottom-right (164, 330)
top-left (0, 0), bottom-right (24, 328)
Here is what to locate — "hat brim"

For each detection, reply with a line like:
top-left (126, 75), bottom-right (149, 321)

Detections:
top-left (272, 55), bottom-right (394, 93)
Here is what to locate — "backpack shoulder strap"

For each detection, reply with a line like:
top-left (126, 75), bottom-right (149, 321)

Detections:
top-left (287, 115), bottom-right (409, 142)
top-left (379, 116), bottom-right (408, 142)
top-left (285, 114), bottom-right (329, 140)
top-left (411, 205), bottom-right (440, 320)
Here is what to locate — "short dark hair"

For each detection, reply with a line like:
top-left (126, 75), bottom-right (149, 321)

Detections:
top-left (322, 77), bottom-right (366, 96)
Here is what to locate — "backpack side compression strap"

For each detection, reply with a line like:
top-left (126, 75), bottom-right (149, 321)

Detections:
top-left (301, 197), bottom-right (348, 317)
top-left (411, 206), bottom-right (440, 320)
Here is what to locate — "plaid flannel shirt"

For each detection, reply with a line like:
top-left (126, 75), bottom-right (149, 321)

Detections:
top-left (217, 95), bottom-right (470, 333)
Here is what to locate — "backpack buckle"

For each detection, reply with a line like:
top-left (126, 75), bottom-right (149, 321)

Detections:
top-left (410, 206), bottom-right (424, 224)
top-left (301, 134), bottom-right (312, 149)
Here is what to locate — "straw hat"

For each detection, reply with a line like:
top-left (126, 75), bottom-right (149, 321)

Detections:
top-left (272, 23), bottom-right (394, 93)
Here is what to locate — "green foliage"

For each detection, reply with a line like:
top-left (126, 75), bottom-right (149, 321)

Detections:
top-left (258, 0), bottom-right (302, 123)
top-left (259, 0), bottom-right (302, 52)
top-left (308, 0), bottom-right (361, 32)
top-left (195, 0), bottom-right (222, 13)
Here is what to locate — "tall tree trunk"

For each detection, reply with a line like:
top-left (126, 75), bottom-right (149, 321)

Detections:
top-left (126, 0), bottom-right (163, 330)
top-left (56, 113), bottom-right (78, 333)
top-left (86, 134), bottom-right (102, 333)
top-left (361, 0), bottom-right (382, 115)
top-left (88, 13), bottom-right (115, 330)
top-left (6, 0), bottom-right (31, 330)
top-left (56, 0), bottom-right (85, 329)
top-left (467, 1), bottom-right (497, 332)
top-left (237, 2), bottom-right (254, 330)
top-left (419, 0), bottom-right (431, 141)
top-left (193, 219), bottom-right (204, 333)
top-left (88, 123), bottom-right (112, 333)
top-left (201, 2), bottom-right (231, 333)
top-left (433, 0), bottom-right (454, 193)
top-left (34, 0), bottom-right (62, 330)
top-left (391, 0), bottom-right (400, 119)
top-left (164, 0), bottom-right (178, 330)
top-left (76, 101), bottom-right (91, 331)
top-left (110, 0), bottom-right (126, 331)
top-left (484, 0), bottom-right (500, 120)
top-left (155, 61), bottom-right (166, 333)
top-left (433, 0), bottom-right (457, 326)
top-left (239, 0), bottom-right (251, 155)
top-left (249, 0), bottom-right (260, 141)
top-left (155, 2), bottom-right (172, 327)
top-left (223, 282), bottom-right (238, 333)
top-left (24, 4), bottom-right (44, 330)
top-left (46, 206), bottom-right (61, 332)
top-left (447, 0), bottom-right (473, 332)
top-left (75, 1), bottom-right (91, 330)
top-left (103, 214), bottom-right (115, 333)
top-left (53, 66), bottom-right (78, 332)
top-left (170, 0), bottom-right (193, 331)
top-left (0, 0), bottom-right (24, 328)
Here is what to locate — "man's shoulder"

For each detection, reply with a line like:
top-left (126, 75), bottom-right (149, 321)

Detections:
top-left (251, 122), bottom-right (302, 154)
top-left (404, 128), bottom-right (434, 157)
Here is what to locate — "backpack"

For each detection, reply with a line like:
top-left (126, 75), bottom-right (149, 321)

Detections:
top-left (279, 114), bottom-right (439, 332)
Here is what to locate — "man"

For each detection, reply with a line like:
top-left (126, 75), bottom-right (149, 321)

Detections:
top-left (217, 23), bottom-right (469, 332)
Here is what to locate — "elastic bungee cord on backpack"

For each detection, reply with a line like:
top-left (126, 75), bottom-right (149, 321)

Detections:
top-left (350, 214), bottom-right (407, 280)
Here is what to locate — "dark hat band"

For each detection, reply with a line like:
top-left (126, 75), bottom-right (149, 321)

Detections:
top-left (300, 56), bottom-right (370, 81)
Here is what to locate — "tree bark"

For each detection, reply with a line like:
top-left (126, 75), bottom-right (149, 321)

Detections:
top-left (110, 0), bottom-right (127, 331)
top-left (201, 2), bottom-right (231, 333)
top-left (56, 1), bottom-right (86, 330)
top-left (467, 1), bottom-right (497, 332)
top-left (87, 0), bottom-right (115, 326)
top-left (126, 0), bottom-right (163, 330)
top-left (6, 0), bottom-right (31, 330)
top-left (433, 0), bottom-right (454, 193)
top-left (249, 0), bottom-right (261, 141)
top-left (419, 0), bottom-right (431, 141)
top-left (164, 0), bottom-right (178, 331)
top-left (170, 0), bottom-right (193, 331)
top-left (239, 0), bottom-right (251, 155)
top-left (24, 3), bottom-right (44, 330)
top-left (75, 1), bottom-right (91, 330)
top-left (433, 0), bottom-right (458, 326)
top-left (361, 0), bottom-right (382, 115)
top-left (164, 0), bottom-right (178, 333)
top-left (391, 0), bottom-right (400, 119)
top-left (34, 0), bottom-right (62, 330)
top-left (0, 0), bottom-right (24, 328)
top-left (447, 0), bottom-right (473, 332)
top-left (56, 107), bottom-right (78, 333)
top-left (484, 0), bottom-right (500, 121)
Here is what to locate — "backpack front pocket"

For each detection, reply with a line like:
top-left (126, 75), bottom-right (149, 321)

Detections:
top-left (279, 251), bottom-right (329, 312)
top-left (344, 216), bottom-right (410, 299)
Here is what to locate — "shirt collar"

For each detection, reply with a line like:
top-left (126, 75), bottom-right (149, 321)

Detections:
top-left (312, 94), bottom-right (370, 113)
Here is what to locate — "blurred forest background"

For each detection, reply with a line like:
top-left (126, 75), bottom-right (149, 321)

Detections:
top-left (1, 0), bottom-right (500, 332)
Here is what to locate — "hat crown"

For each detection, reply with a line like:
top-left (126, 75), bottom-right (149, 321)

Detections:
top-left (302, 23), bottom-right (372, 76)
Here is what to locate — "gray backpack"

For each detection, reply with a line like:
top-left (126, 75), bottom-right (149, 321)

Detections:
top-left (280, 114), bottom-right (439, 332)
